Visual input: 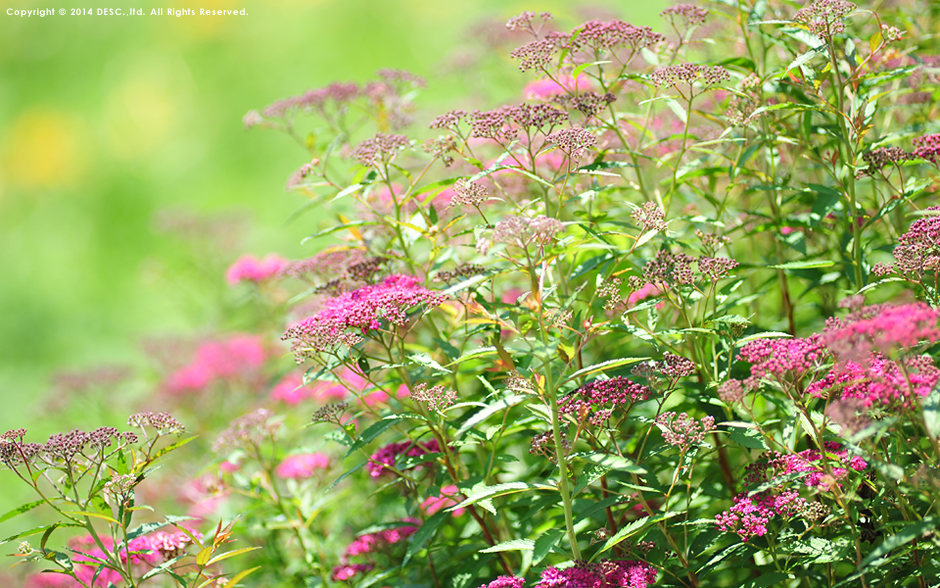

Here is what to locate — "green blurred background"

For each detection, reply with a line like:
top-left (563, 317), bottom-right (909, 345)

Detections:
top-left (0, 0), bottom-right (666, 435)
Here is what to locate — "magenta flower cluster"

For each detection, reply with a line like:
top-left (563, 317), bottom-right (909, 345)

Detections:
top-left (822, 302), bottom-right (940, 361)
top-left (366, 438), bottom-right (441, 478)
top-left (738, 334), bottom-right (827, 387)
top-left (282, 274), bottom-right (447, 358)
top-left (535, 559), bottom-right (657, 588)
top-left (807, 353), bottom-right (940, 409)
top-left (714, 490), bottom-right (806, 542)
top-left (343, 519), bottom-right (419, 557)
top-left (559, 376), bottom-right (651, 425)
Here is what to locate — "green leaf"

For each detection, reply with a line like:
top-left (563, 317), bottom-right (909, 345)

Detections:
top-left (345, 416), bottom-right (403, 457)
top-left (207, 546), bottom-right (262, 566)
top-left (479, 538), bottom-right (534, 553)
top-left (664, 98), bottom-right (688, 123)
top-left (403, 511), bottom-right (448, 565)
top-left (592, 515), bottom-right (659, 558)
top-left (0, 500), bottom-right (45, 524)
top-left (452, 482), bottom-right (553, 511)
top-left (574, 452), bottom-right (646, 474)
top-left (533, 529), bottom-right (564, 565)
top-left (563, 357), bottom-right (650, 384)
top-left (725, 426), bottom-right (768, 450)
top-left (0, 523), bottom-right (81, 546)
top-left (329, 183), bottom-right (364, 203)
top-left (455, 394), bottom-right (525, 439)
top-left (222, 566), bottom-right (262, 588)
top-left (869, 30), bottom-right (883, 53)
top-left (572, 463), bottom-right (611, 496)
top-left (409, 353), bottom-right (452, 374)
top-left (859, 517), bottom-right (938, 570)
top-left (767, 260), bottom-right (834, 270)
top-left (149, 436), bottom-right (197, 463)
top-left (327, 461), bottom-right (366, 492)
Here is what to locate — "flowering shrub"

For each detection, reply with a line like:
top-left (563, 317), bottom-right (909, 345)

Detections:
top-left (6, 1), bottom-right (940, 587)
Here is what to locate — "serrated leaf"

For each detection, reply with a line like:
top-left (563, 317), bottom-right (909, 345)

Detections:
top-left (207, 546), bottom-right (261, 566)
top-left (452, 482), bottom-right (552, 511)
top-left (345, 417), bottom-right (403, 457)
top-left (479, 538), bottom-right (534, 553)
top-left (149, 436), bottom-right (197, 463)
top-left (573, 463), bottom-right (611, 496)
top-left (785, 44), bottom-right (828, 76)
top-left (664, 98), bottom-right (687, 123)
top-left (455, 394), bottom-right (525, 439)
top-left (403, 511), bottom-right (448, 565)
top-left (533, 529), bottom-right (564, 565)
top-left (725, 427), bottom-right (768, 450)
top-left (409, 353), bottom-right (452, 374)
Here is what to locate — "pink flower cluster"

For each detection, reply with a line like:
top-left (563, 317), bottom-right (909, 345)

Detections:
top-left (559, 376), bottom-right (651, 425)
top-left (536, 559), bottom-right (657, 588)
top-left (479, 577), bottom-right (525, 588)
top-left (270, 368), bottom-right (408, 406)
top-left (27, 529), bottom-right (202, 587)
top-left (913, 133), bottom-right (940, 163)
top-left (655, 412), bottom-right (715, 449)
top-left (366, 439), bottom-right (441, 478)
top-left (165, 335), bottom-right (266, 395)
top-left (226, 254), bottom-right (288, 285)
top-left (822, 302), bottom-right (940, 361)
top-left (282, 274), bottom-right (447, 358)
top-left (807, 353), bottom-right (940, 409)
top-left (275, 453), bottom-right (330, 479)
top-left (714, 490), bottom-right (806, 542)
top-left (420, 484), bottom-right (466, 517)
top-left (331, 563), bottom-right (374, 582)
top-left (738, 335), bottom-right (827, 387)
top-left (342, 519), bottom-right (419, 557)
top-left (752, 443), bottom-right (868, 488)
top-left (874, 207), bottom-right (940, 282)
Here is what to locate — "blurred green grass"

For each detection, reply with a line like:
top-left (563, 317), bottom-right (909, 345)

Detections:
top-left (0, 0), bottom-right (665, 436)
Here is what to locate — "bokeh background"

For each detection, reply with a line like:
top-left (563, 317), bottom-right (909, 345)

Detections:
top-left (0, 0), bottom-right (665, 488)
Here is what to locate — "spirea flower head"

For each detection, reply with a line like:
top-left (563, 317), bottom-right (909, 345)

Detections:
top-left (651, 63), bottom-right (729, 88)
top-left (552, 91), bottom-right (617, 119)
top-left (351, 133), bottom-right (409, 167)
top-left (573, 20), bottom-right (665, 53)
top-left (738, 335), bottom-right (828, 386)
top-left (493, 215), bottom-right (565, 249)
top-left (343, 519), bottom-right (419, 557)
top-left (226, 254), bottom-right (288, 285)
top-left (366, 439), bottom-right (441, 478)
top-left (546, 127), bottom-right (597, 161)
top-left (822, 302), bottom-right (940, 361)
top-left (632, 202), bottom-right (666, 232)
top-left (745, 443), bottom-right (867, 489)
top-left (451, 179), bottom-right (489, 207)
top-left (661, 4), bottom-right (709, 28)
top-left (559, 376), bottom-right (651, 425)
top-left (806, 353), bottom-right (940, 408)
top-left (412, 383), bottom-right (457, 412)
top-left (876, 207), bottom-right (940, 282)
top-left (260, 81), bottom-right (360, 119)
top-left (213, 409), bottom-right (280, 453)
top-left (860, 146), bottom-right (914, 176)
top-left (275, 453), bottom-right (330, 479)
top-left (536, 559), bottom-right (657, 588)
top-left (331, 563), bottom-right (373, 582)
top-left (697, 256), bottom-right (739, 281)
top-left (641, 249), bottom-right (695, 286)
top-left (126, 528), bottom-right (203, 564)
top-left (511, 38), bottom-right (558, 72)
top-left (913, 133), bottom-right (940, 163)
top-left (794, 0), bottom-right (856, 37)
top-left (282, 274), bottom-right (447, 360)
top-left (480, 577), bottom-right (525, 588)
top-left (655, 412), bottom-right (715, 449)
top-left (127, 411), bottom-right (185, 434)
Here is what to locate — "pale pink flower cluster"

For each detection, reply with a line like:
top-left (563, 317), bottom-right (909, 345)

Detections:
top-left (165, 335), bottom-right (267, 395)
top-left (282, 274), bottom-right (447, 359)
top-left (420, 484), bottom-right (466, 517)
top-left (275, 453), bottom-right (330, 479)
top-left (226, 254), bottom-right (288, 285)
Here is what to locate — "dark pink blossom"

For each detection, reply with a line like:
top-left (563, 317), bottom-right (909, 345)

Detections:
top-left (343, 519), bottom-right (419, 557)
top-left (331, 563), bottom-right (373, 582)
top-left (479, 577), bottom-right (525, 588)
top-left (822, 302), bottom-right (940, 361)
top-left (536, 559), bottom-right (657, 588)
top-left (421, 485), bottom-right (466, 517)
top-left (366, 439), bottom-right (441, 478)
top-left (282, 274), bottom-right (447, 359)
top-left (164, 335), bottom-right (267, 395)
top-left (807, 353), bottom-right (940, 408)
